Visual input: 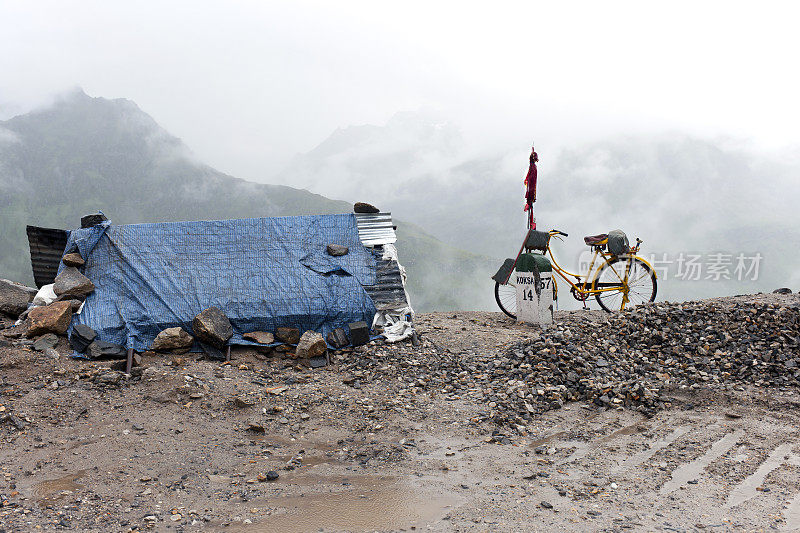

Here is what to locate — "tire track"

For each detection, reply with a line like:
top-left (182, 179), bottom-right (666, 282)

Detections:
top-left (612, 425), bottom-right (692, 474)
top-left (726, 443), bottom-right (795, 508)
top-left (660, 429), bottom-right (744, 494)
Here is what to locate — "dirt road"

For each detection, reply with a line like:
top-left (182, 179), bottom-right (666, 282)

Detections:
top-left (2, 300), bottom-right (800, 532)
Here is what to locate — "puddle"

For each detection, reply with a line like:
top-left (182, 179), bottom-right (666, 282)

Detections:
top-left (726, 444), bottom-right (794, 508)
top-left (240, 475), bottom-right (460, 532)
top-left (660, 430), bottom-right (744, 494)
top-left (31, 470), bottom-right (86, 502)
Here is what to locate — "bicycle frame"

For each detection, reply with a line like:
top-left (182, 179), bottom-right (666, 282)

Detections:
top-left (546, 245), bottom-right (626, 297)
top-left (505, 229), bottom-right (656, 309)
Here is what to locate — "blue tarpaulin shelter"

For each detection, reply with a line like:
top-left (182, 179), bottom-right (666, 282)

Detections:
top-left (60, 214), bottom-right (379, 351)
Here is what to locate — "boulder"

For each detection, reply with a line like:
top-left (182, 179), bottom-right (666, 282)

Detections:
top-left (243, 331), bottom-right (274, 345)
top-left (86, 340), bottom-right (127, 360)
top-left (326, 244), bottom-right (349, 257)
top-left (151, 327), bottom-right (194, 352)
top-left (348, 321), bottom-right (370, 346)
top-left (192, 307), bottom-right (233, 349)
top-left (327, 328), bottom-right (349, 349)
top-left (32, 333), bottom-right (59, 352)
top-left (27, 302), bottom-right (72, 336)
top-left (53, 267), bottom-right (95, 299)
top-left (275, 326), bottom-right (300, 344)
top-left (353, 202), bottom-right (380, 214)
top-left (69, 324), bottom-right (97, 353)
top-left (296, 331), bottom-right (327, 359)
top-left (61, 253), bottom-right (85, 267)
top-left (773, 288), bottom-right (793, 295)
top-left (81, 212), bottom-right (108, 228)
top-left (0, 279), bottom-right (37, 318)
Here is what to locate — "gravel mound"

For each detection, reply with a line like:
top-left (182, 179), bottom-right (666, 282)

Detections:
top-left (340, 296), bottom-right (800, 435)
top-left (486, 298), bottom-right (800, 427)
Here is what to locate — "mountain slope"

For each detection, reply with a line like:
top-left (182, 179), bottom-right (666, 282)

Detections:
top-left (278, 115), bottom-right (800, 303)
top-left (0, 90), bottom-right (494, 311)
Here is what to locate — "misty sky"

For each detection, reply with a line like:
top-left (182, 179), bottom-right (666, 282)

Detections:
top-left (3, 1), bottom-right (800, 180)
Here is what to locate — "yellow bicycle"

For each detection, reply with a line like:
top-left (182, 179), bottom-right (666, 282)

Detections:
top-left (494, 228), bottom-right (657, 317)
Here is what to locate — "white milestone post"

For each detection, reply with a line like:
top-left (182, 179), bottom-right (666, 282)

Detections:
top-left (515, 271), bottom-right (554, 326)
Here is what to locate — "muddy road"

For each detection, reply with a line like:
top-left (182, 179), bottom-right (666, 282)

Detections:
top-left (2, 298), bottom-right (800, 532)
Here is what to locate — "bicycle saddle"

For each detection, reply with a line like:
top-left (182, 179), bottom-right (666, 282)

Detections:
top-left (584, 233), bottom-right (609, 245)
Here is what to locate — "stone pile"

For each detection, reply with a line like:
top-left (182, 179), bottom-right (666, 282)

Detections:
top-left (482, 298), bottom-right (800, 426)
top-left (338, 296), bottom-right (799, 432)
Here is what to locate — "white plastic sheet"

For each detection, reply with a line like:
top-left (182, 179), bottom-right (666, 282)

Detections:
top-left (32, 283), bottom-right (57, 307)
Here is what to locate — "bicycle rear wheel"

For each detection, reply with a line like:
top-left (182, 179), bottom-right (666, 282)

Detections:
top-left (593, 256), bottom-right (657, 312)
top-left (495, 280), bottom-right (516, 319)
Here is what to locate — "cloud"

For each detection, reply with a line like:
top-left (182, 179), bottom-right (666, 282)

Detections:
top-left (0, 127), bottom-right (19, 146)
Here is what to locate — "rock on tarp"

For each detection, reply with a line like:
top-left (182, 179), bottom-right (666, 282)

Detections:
top-left (61, 214), bottom-right (377, 351)
top-left (193, 308), bottom-right (232, 350)
top-left (53, 267), bottom-right (95, 299)
top-left (61, 253), bottom-right (84, 267)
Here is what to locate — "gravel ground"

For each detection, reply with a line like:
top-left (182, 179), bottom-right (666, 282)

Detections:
top-left (1, 293), bottom-right (799, 532)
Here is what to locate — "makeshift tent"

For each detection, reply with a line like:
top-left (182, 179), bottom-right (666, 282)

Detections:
top-left (42, 213), bottom-right (412, 351)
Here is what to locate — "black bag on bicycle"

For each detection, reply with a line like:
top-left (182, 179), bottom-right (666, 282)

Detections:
top-left (607, 229), bottom-right (630, 256)
top-left (524, 229), bottom-right (550, 251)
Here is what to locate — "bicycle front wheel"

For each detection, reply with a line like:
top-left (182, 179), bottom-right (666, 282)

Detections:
top-left (593, 256), bottom-right (657, 312)
top-left (495, 280), bottom-right (516, 319)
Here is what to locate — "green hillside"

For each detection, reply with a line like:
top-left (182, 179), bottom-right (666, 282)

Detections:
top-left (0, 89), bottom-right (494, 311)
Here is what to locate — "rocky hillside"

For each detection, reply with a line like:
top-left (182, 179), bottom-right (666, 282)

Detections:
top-left (0, 90), bottom-right (494, 311)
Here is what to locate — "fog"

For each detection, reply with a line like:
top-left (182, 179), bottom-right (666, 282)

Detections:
top-left (4, 2), bottom-right (800, 173)
top-left (2, 1), bottom-right (800, 310)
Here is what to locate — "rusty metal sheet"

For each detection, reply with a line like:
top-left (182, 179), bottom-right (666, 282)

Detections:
top-left (26, 225), bottom-right (69, 288)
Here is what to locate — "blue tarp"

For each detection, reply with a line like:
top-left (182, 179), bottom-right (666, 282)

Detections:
top-left (61, 214), bottom-right (378, 351)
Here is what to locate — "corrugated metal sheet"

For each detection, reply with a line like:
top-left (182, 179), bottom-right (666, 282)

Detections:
top-left (26, 225), bottom-right (70, 288)
top-left (355, 212), bottom-right (397, 245)
top-left (364, 257), bottom-right (408, 311)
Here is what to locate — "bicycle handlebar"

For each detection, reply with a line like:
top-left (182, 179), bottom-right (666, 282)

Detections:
top-left (550, 229), bottom-right (569, 237)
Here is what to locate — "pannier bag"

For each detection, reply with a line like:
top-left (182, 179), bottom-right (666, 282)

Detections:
top-left (607, 229), bottom-right (630, 256)
top-left (492, 258), bottom-right (516, 283)
top-left (524, 229), bottom-right (551, 251)
top-left (515, 253), bottom-right (553, 273)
